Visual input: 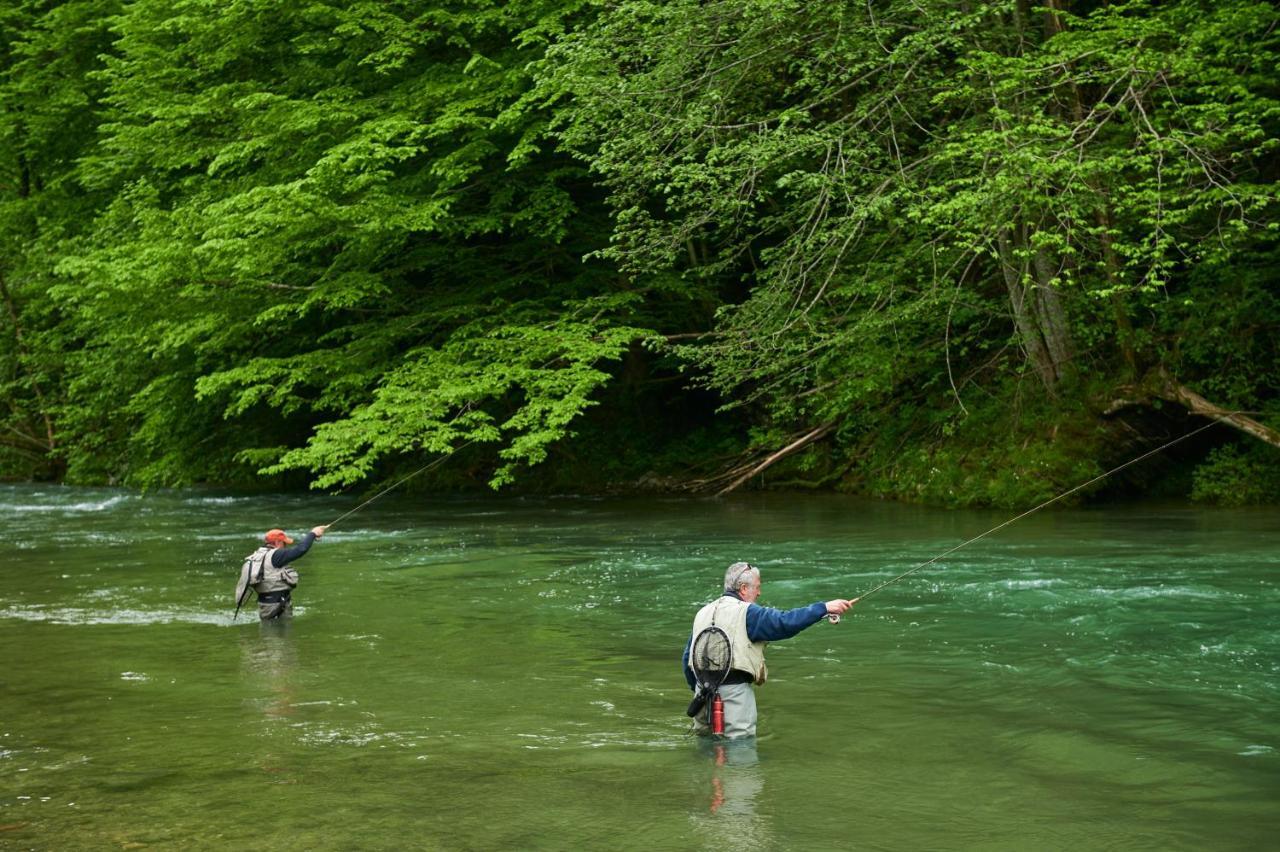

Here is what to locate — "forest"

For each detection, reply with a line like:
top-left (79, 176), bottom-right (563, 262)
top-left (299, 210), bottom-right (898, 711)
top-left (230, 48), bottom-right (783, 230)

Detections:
top-left (1, 0), bottom-right (1277, 506)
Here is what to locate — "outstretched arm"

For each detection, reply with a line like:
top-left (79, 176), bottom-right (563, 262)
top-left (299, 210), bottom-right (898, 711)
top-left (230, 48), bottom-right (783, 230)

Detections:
top-left (271, 531), bottom-right (317, 567)
top-left (746, 598), bottom-right (858, 642)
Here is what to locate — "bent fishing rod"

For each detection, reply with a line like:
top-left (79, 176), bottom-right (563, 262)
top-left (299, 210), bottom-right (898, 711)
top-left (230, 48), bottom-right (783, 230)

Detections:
top-left (826, 415), bottom-right (1231, 621)
top-left (319, 440), bottom-right (476, 532)
top-left (235, 443), bottom-right (471, 620)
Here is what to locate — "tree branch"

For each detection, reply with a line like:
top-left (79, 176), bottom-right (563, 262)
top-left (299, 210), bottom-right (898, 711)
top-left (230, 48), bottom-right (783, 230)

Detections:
top-left (714, 421), bottom-right (835, 496)
top-left (1105, 369), bottom-right (1280, 449)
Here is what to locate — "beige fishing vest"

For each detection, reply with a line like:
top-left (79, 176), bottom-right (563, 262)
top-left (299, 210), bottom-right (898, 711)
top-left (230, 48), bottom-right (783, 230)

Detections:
top-left (251, 547), bottom-right (299, 595)
top-left (691, 596), bottom-right (768, 685)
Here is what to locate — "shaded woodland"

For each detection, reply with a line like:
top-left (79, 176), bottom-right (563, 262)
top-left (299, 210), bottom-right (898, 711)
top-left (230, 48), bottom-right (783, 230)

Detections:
top-left (1, 0), bottom-right (1277, 505)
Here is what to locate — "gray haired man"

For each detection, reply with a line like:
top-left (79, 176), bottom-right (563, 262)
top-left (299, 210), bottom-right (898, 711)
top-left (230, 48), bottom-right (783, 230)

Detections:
top-left (682, 562), bottom-right (856, 738)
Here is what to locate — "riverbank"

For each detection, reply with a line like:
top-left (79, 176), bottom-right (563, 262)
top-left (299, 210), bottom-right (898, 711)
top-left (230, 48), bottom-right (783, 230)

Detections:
top-left (5, 387), bottom-right (1278, 509)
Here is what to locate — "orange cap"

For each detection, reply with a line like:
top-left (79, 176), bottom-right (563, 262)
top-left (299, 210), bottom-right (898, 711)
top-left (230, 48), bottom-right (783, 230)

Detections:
top-left (264, 528), bottom-right (294, 545)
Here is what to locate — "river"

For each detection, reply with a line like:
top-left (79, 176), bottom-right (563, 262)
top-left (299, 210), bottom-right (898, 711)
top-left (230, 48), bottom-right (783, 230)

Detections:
top-left (0, 484), bottom-right (1276, 849)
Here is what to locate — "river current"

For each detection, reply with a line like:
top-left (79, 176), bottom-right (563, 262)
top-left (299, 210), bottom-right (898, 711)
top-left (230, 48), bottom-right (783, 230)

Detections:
top-left (0, 484), bottom-right (1276, 849)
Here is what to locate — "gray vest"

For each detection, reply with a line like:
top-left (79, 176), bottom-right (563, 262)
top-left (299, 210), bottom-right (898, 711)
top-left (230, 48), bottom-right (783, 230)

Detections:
top-left (253, 547), bottom-right (299, 595)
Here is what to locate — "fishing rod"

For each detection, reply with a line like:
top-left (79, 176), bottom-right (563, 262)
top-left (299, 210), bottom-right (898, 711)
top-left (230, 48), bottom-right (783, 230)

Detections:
top-left (321, 440), bottom-right (475, 531)
top-left (235, 443), bottom-right (473, 620)
top-left (825, 415), bottom-right (1232, 618)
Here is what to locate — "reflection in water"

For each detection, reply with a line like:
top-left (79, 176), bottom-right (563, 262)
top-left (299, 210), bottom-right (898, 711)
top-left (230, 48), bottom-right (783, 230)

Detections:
top-left (239, 622), bottom-right (300, 779)
top-left (249, 620), bottom-right (299, 719)
top-left (692, 738), bottom-right (771, 848)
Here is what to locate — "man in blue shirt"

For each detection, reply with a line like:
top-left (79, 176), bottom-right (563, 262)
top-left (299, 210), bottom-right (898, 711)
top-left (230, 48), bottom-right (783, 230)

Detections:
top-left (683, 562), bottom-right (856, 737)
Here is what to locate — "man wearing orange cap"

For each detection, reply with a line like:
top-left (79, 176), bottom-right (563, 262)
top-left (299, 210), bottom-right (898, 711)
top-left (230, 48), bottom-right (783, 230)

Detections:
top-left (234, 525), bottom-right (327, 620)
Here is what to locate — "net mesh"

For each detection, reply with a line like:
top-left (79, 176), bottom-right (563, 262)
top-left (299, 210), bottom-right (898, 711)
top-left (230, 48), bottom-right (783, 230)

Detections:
top-left (691, 626), bottom-right (732, 688)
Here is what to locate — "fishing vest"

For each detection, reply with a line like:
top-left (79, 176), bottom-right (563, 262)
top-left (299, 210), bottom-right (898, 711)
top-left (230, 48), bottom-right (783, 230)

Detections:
top-left (255, 547), bottom-right (298, 595)
top-left (235, 547), bottom-right (298, 606)
top-left (691, 596), bottom-right (768, 685)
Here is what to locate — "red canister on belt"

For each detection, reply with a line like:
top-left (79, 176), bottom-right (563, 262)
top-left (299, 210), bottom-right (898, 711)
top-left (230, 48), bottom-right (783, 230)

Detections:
top-left (711, 693), bottom-right (724, 735)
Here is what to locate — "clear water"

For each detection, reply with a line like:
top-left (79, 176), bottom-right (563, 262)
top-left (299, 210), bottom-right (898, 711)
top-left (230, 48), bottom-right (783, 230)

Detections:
top-left (0, 484), bottom-right (1276, 849)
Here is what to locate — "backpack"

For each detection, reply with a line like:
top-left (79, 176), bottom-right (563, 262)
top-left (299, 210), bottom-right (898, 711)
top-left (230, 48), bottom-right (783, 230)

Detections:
top-left (233, 547), bottom-right (272, 619)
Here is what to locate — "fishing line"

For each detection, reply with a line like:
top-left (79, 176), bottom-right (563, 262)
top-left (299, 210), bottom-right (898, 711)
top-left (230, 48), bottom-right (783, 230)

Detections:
top-left (852, 415), bottom-right (1233, 603)
top-left (323, 441), bottom-right (474, 530)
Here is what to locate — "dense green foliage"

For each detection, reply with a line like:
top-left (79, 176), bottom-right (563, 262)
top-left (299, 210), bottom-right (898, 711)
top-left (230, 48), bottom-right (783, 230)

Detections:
top-left (1, 0), bottom-right (1276, 504)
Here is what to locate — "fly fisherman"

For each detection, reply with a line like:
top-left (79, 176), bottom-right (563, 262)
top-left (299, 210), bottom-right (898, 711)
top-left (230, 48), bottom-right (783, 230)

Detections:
top-left (235, 526), bottom-right (327, 620)
top-left (682, 562), bottom-right (856, 738)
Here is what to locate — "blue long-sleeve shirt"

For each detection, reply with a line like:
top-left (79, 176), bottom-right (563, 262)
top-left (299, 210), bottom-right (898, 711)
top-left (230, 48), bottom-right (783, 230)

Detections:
top-left (682, 591), bottom-right (828, 690)
top-left (268, 532), bottom-right (316, 568)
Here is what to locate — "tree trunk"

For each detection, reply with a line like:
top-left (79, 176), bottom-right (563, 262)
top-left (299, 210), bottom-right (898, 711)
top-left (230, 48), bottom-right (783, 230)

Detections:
top-left (1031, 246), bottom-right (1074, 378)
top-left (0, 272), bottom-right (57, 454)
top-left (18, 152), bottom-right (31, 199)
top-left (1039, 0), bottom-right (1137, 375)
top-left (1095, 208), bottom-right (1138, 373)
top-left (998, 228), bottom-right (1059, 390)
top-left (1043, 0), bottom-right (1072, 41)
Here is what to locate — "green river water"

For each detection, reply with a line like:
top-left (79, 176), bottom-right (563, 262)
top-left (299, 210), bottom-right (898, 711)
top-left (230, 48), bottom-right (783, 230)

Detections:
top-left (0, 484), bottom-right (1276, 850)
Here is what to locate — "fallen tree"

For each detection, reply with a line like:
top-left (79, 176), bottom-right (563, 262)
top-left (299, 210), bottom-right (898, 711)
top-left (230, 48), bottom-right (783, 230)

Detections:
top-left (1105, 368), bottom-right (1280, 449)
top-left (684, 422), bottom-right (836, 496)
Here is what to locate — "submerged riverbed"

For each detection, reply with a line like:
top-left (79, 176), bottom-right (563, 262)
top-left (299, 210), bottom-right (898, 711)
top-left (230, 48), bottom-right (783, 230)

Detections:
top-left (0, 484), bottom-right (1276, 849)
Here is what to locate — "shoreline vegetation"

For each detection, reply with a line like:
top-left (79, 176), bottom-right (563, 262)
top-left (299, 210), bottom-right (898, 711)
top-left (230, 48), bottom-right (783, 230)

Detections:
top-left (2, 1), bottom-right (1277, 508)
